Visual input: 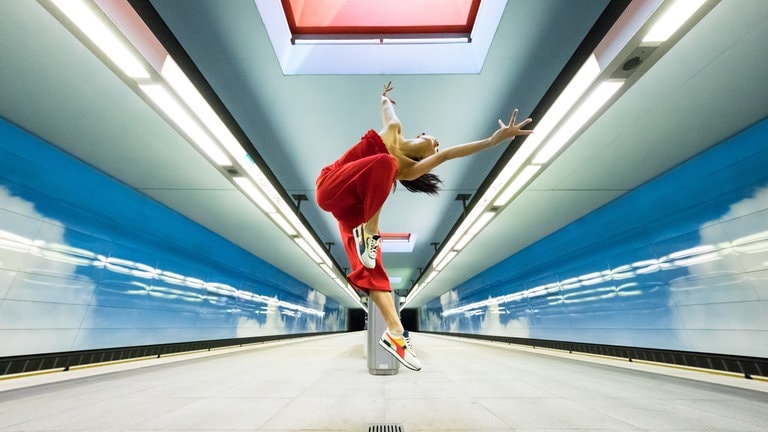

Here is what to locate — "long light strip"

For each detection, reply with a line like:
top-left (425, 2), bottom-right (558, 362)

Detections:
top-left (160, 57), bottom-right (245, 159)
top-left (432, 215), bottom-right (471, 268)
top-left (533, 80), bottom-right (625, 164)
top-left (295, 238), bottom-right (322, 263)
top-left (407, 0), bottom-right (714, 309)
top-left (434, 251), bottom-right (457, 271)
top-left (46, 0), bottom-right (361, 308)
top-left (319, 263), bottom-right (336, 279)
top-left (232, 177), bottom-right (276, 213)
top-left (481, 55), bottom-right (599, 208)
top-left (138, 84), bottom-right (232, 166)
top-left (50, 0), bottom-right (149, 79)
top-left (494, 164), bottom-right (542, 207)
top-left (519, 55), bottom-right (601, 154)
top-left (402, 270), bottom-right (438, 308)
top-left (268, 212), bottom-right (298, 236)
top-left (454, 211), bottom-right (496, 251)
top-left (643, 0), bottom-right (706, 43)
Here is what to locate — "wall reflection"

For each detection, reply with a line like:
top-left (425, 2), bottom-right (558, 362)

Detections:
top-left (442, 233), bottom-right (768, 318)
top-left (421, 117), bottom-right (768, 358)
top-left (0, 228), bottom-right (325, 317)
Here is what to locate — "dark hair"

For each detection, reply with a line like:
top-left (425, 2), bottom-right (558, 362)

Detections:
top-left (399, 173), bottom-right (442, 195)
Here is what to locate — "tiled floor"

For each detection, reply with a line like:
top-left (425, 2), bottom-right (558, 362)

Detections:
top-left (0, 332), bottom-right (766, 431)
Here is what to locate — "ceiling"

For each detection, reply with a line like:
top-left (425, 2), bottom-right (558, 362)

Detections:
top-left (1, 0), bottom-right (767, 310)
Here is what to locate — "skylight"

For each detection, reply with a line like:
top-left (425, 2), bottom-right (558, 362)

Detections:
top-left (254, 0), bottom-right (507, 74)
top-left (283, 0), bottom-right (479, 42)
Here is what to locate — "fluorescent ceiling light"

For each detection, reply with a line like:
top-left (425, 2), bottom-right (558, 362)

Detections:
top-left (494, 164), bottom-right (542, 207)
top-left (432, 216), bottom-right (473, 269)
top-left (295, 225), bottom-right (332, 266)
top-left (46, 0), bottom-right (353, 307)
top-left (432, 234), bottom-right (459, 270)
top-left (481, 57), bottom-right (601, 209)
top-left (50, 0), bottom-right (149, 79)
top-left (425, 271), bottom-right (439, 284)
top-left (454, 211), bottom-right (496, 251)
top-left (643, 0), bottom-right (707, 43)
top-left (160, 57), bottom-right (245, 159)
top-left (267, 212), bottom-right (297, 236)
top-left (139, 84), bottom-right (231, 166)
top-left (533, 80), bottom-right (624, 164)
top-left (295, 238), bottom-right (322, 263)
top-left (523, 55), bottom-right (601, 152)
top-left (233, 177), bottom-right (276, 213)
top-left (488, 137), bottom-right (540, 198)
top-left (319, 263), bottom-right (336, 279)
top-left (434, 251), bottom-right (458, 271)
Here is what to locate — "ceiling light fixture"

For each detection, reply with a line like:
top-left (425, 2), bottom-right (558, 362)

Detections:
top-left (232, 177), bottom-right (276, 213)
top-left (160, 57), bottom-right (245, 159)
top-left (403, 0), bottom-right (719, 309)
top-left (138, 83), bottom-right (232, 166)
top-left (454, 211), bottom-right (496, 251)
top-left (533, 79), bottom-right (625, 164)
top-left (49, 0), bottom-right (150, 79)
top-left (643, 0), bottom-right (707, 43)
top-left (41, 0), bottom-right (364, 310)
top-left (493, 164), bottom-right (542, 207)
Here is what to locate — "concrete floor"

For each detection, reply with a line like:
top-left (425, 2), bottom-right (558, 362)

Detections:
top-left (0, 332), bottom-right (766, 431)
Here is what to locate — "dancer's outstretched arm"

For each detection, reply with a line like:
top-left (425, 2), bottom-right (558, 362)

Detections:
top-left (379, 81), bottom-right (402, 137)
top-left (399, 110), bottom-right (533, 180)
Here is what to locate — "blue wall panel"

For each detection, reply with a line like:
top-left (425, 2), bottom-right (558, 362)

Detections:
top-left (0, 117), bottom-right (345, 357)
top-left (421, 117), bottom-right (768, 358)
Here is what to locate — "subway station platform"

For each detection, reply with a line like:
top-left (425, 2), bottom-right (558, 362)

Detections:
top-left (1, 332), bottom-right (766, 431)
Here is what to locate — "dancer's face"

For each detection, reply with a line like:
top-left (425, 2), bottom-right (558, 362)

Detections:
top-left (405, 133), bottom-right (439, 160)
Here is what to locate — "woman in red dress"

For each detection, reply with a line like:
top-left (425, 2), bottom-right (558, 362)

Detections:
top-left (316, 82), bottom-right (532, 370)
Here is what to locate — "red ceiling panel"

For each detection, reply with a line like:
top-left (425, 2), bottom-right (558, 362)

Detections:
top-left (282, 0), bottom-right (480, 35)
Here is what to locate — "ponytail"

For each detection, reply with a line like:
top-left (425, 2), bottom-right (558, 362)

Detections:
top-left (398, 173), bottom-right (442, 195)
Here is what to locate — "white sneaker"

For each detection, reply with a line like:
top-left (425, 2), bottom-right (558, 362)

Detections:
top-left (379, 329), bottom-right (422, 371)
top-left (353, 224), bottom-right (380, 269)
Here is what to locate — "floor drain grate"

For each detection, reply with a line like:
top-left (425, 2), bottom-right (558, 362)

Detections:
top-left (367, 424), bottom-right (404, 432)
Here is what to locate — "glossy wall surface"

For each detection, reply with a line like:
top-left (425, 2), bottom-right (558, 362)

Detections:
top-left (0, 117), bottom-right (345, 357)
top-left (421, 117), bottom-right (768, 358)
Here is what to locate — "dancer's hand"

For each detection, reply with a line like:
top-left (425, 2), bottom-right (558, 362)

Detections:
top-left (491, 109), bottom-right (533, 144)
top-left (382, 81), bottom-right (396, 105)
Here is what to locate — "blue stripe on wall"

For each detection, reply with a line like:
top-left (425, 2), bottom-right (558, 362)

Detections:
top-left (0, 117), bottom-right (345, 357)
top-left (421, 117), bottom-right (768, 358)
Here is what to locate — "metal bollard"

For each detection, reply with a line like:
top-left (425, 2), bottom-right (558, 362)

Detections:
top-left (366, 292), bottom-right (399, 375)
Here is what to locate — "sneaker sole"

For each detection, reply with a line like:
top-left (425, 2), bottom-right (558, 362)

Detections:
top-left (378, 339), bottom-right (422, 371)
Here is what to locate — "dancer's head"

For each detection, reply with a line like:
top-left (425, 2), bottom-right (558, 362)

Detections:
top-left (401, 133), bottom-right (439, 160)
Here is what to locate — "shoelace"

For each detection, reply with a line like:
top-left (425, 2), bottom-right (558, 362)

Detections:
top-left (403, 335), bottom-right (417, 355)
top-left (366, 235), bottom-right (380, 258)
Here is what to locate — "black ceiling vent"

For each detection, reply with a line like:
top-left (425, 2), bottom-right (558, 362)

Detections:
top-left (623, 55), bottom-right (643, 71)
top-left (611, 45), bottom-right (657, 79)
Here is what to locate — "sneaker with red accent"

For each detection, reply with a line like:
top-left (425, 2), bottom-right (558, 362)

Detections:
top-left (378, 329), bottom-right (422, 371)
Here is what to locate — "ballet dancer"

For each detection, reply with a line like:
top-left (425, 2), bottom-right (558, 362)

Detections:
top-left (315, 82), bottom-right (533, 370)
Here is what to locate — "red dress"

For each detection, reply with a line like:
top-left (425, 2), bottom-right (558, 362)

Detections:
top-left (316, 130), bottom-right (397, 292)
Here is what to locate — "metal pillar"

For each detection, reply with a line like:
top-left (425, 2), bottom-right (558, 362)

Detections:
top-left (366, 292), bottom-right (399, 375)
